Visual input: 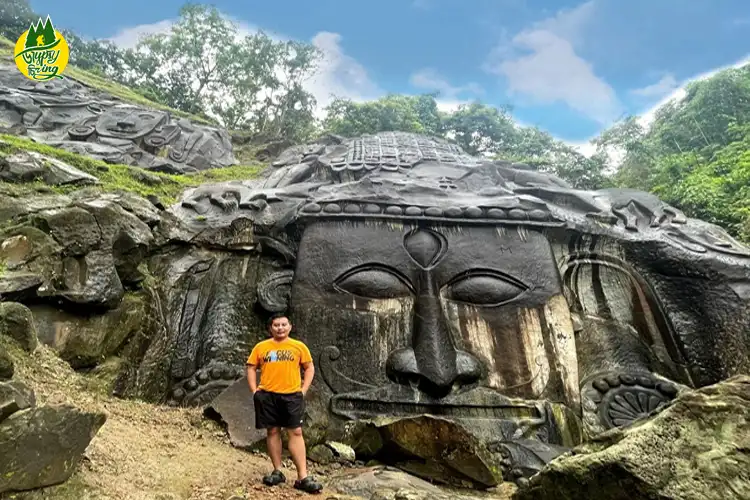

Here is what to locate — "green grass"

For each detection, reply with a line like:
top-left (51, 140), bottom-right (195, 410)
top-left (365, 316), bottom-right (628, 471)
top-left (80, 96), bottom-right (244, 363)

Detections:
top-left (0, 35), bottom-right (213, 126)
top-left (0, 134), bottom-right (264, 205)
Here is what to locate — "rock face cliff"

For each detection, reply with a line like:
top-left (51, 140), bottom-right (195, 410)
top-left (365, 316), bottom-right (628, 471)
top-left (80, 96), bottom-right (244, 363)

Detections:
top-left (1, 61), bottom-right (749, 499)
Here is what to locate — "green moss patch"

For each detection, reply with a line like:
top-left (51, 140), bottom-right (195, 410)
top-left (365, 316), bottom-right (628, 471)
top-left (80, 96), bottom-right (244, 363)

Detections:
top-left (0, 134), bottom-right (264, 205)
top-left (0, 36), bottom-right (213, 126)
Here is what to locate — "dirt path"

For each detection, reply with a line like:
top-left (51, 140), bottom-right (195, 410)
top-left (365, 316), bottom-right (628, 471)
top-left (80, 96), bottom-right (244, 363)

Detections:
top-left (4, 342), bottom-right (351, 500)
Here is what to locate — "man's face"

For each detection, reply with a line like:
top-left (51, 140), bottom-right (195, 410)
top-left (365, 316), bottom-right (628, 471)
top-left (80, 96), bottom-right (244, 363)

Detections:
top-left (269, 317), bottom-right (291, 339)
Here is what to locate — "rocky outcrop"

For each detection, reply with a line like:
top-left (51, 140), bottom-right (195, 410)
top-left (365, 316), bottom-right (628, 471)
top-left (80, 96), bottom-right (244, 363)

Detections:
top-left (514, 375), bottom-right (750, 500)
top-left (0, 63), bottom-right (236, 174)
top-left (0, 381), bottom-right (106, 495)
top-left (325, 466), bottom-right (517, 500)
top-left (376, 415), bottom-right (505, 488)
top-left (0, 146), bottom-right (99, 186)
top-left (0, 301), bottom-right (38, 352)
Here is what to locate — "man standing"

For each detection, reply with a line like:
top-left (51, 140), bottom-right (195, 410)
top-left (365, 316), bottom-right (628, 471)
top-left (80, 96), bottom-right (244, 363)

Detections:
top-left (246, 313), bottom-right (323, 494)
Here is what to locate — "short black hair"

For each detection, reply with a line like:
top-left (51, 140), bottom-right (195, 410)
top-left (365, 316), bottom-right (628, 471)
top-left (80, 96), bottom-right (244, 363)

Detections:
top-left (266, 312), bottom-right (291, 329)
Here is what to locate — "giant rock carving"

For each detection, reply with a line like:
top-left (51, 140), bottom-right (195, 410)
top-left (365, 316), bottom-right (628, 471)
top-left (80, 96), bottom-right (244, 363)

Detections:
top-left (126, 131), bottom-right (750, 485)
top-left (0, 63), bottom-right (235, 174)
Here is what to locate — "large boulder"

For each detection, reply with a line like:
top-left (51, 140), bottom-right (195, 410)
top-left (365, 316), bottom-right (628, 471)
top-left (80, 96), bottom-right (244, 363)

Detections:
top-left (376, 415), bottom-right (505, 488)
top-left (514, 375), bottom-right (750, 500)
top-left (0, 147), bottom-right (99, 186)
top-left (0, 403), bottom-right (106, 495)
top-left (203, 377), bottom-right (266, 450)
top-left (0, 301), bottom-right (38, 352)
top-left (325, 466), bottom-right (517, 500)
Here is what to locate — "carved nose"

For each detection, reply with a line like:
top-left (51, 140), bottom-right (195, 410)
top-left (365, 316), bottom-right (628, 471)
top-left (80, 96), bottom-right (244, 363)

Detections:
top-left (386, 346), bottom-right (483, 398)
top-left (385, 272), bottom-right (483, 398)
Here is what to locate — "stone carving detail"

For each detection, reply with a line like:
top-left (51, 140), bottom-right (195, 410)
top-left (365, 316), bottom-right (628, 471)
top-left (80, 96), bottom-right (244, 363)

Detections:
top-left (0, 63), bottom-right (236, 173)
top-left (113, 131), bottom-right (749, 478)
top-left (257, 270), bottom-right (294, 312)
top-left (168, 361), bottom-right (245, 406)
top-left (583, 372), bottom-right (678, 429)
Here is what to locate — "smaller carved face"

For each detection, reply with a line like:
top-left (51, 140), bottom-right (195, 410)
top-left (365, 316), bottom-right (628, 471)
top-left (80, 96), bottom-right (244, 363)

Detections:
top-left (95, 107), bottom-right (167, 139)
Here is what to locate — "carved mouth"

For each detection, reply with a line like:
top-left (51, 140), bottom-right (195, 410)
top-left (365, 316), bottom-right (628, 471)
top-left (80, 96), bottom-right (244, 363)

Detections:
top-left (330, 385), bottom-right (545, 422)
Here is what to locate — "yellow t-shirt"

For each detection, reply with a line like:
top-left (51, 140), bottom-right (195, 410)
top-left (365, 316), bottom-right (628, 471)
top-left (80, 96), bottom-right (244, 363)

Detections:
top-left (247, 337), bottom-right (313, 394)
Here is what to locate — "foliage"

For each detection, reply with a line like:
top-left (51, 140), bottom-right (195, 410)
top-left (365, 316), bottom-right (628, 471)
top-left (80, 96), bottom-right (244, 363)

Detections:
top-left (322, 94), bottom-right (444, 137)
top-left (0, 0), bottom-right (36, 41)
top-left (67, 3), bottom-right (322, 143)
top-left (0, 134), bottom-right (263, 205)
top-left (594, 65), bottom-right (750, 241)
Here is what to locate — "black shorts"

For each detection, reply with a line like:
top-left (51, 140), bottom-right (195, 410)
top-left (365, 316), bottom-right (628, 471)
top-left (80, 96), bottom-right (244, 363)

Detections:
top-left (253, 390), bottom-right (305, 429)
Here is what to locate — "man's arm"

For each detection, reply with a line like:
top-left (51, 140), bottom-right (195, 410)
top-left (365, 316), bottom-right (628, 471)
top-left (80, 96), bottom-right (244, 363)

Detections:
top-left (300, 362), bottom-right (314, 395)
top-left (246, 364), bottom-right (258, 393)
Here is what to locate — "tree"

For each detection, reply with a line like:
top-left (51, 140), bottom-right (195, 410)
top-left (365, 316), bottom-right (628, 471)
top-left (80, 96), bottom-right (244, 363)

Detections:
top-left (322, 94), bottom-right (443, 137)
top-left (0, 0), bottom-right (37, 41)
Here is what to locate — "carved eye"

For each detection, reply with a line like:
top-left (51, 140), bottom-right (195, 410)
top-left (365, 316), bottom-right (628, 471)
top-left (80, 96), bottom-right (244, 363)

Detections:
top-left (443, 270), bottom-right (527, 307)
top-left (334, 265), bottom-right (414, 299)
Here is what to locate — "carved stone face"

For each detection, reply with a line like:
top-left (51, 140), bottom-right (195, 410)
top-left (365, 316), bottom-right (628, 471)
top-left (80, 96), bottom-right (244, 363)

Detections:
top-left (95, 107), bottom-right (167, 140)
top-left (289, 220), bottom-right (580, 425)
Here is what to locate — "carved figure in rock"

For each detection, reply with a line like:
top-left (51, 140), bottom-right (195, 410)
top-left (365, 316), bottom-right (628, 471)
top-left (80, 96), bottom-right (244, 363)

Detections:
top-left (0, 63), bottom-right (235, 173)
top-left (156, 131), bottom-right (749, 479)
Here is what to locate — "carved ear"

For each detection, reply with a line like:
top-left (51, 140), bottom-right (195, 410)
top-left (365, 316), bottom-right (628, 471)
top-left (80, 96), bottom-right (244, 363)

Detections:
top-left (257, 270), bottom-right (294, 312)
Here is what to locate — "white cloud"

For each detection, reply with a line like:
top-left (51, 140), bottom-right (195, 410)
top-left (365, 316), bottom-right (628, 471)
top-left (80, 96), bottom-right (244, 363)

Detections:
top-left (105, 17), bottom-right (381, 118)
top-left (484, 1), bottom-right (622, 124)
top-left (305, 32), bottom-right (382, 113)
top-left (108, 20), bottom-right (175, 49)
top-left (636, 55), bottom-right (750, 129)
top-left (409, 68), bottom-right (483, 111)
top-left (630, 74), bottom-right (679, 99)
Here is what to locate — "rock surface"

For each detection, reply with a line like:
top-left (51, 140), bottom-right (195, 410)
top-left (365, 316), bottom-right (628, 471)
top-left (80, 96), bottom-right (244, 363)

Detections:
top-left (0, 63), bottom-right (236, 173)
top-left (0, 344), bottom-right (13, 380)
top-left (514, 375), bottom-right (750, 500)
top-left (0, 301), bottom-right (38, 352)
top-left (0, 147), bottom-right (100, 186)
top-left (376, 415), bottom-right (505, 488)
top-left (204, 377), bottom-right (266, 450)
top-left (0, 404), bottom-right (106, 494)
top-left (326, 466), bottom-right (516, 500)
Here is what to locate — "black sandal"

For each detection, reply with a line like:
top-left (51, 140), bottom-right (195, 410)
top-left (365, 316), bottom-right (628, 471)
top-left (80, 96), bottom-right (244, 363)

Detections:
top-left (262, 469), bottom-right (286, 486)
top-left (293, 475), bottom-right (323, 493)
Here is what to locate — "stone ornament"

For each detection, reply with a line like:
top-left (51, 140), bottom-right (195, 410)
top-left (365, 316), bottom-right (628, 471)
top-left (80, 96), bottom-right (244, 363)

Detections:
top-left (0, 63), bottom-right (236, 174)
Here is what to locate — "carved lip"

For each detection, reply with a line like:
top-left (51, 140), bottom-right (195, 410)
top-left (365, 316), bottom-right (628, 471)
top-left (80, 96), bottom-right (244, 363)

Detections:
top-left (330, 385), bottom-right (545, 422)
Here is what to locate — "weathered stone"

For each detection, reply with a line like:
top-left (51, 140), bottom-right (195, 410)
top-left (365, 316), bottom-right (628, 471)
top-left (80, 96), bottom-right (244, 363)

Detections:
top-left (0, 344), bottom-right (13, 380)
top-left (203, 377), bottom-right (266, 450)
top-left (0, 149), bottom-right (99, 186)
top-left (0, 301), bottom-right (38, 352)
top-left (326, 466), bottom-right (516, 500)
top-left (31, 293), bottom-right (144, 369)
top-left (0, 63), bottom-right (236, 174)
top-left (309, 443), bottom-right (335, 465)
top-left (377, 415), bottom-right (505, 488)
top-left (328, 441), bottom-right (357, 463)
top-left (0, 380), bottom-right (34, 422)
top-left (0, 404), bottom-right (106, 494)
top-left (514, 375), bottom-right (750, 500)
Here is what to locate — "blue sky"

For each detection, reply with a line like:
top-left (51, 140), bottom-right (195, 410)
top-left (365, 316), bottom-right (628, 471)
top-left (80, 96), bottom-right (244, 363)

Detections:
top-left (26, 0), bottom-right (750, 150)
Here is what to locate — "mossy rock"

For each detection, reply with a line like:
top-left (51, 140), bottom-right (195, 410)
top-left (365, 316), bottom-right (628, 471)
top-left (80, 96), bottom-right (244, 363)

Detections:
top-left (0, 301), bottom-right (38, 352)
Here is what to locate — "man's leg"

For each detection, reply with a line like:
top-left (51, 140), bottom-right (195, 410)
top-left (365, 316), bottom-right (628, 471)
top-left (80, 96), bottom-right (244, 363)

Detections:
top-left (266, 427), bottom-right (283, 471)
top-left (286, 427), bottom-right (307, 480)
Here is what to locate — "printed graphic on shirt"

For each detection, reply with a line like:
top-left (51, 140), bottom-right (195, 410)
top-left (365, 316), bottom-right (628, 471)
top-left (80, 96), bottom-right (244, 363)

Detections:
top-left (263, 350), bottom-right (296, 362)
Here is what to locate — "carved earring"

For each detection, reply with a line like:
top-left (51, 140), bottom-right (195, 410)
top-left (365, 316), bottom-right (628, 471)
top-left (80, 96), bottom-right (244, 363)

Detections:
top-left (256, 270), bottom-right (294, 312)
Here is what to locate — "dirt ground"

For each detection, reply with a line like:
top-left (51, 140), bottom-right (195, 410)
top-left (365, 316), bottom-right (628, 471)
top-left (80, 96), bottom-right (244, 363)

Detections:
top-left (2, 341), bottom-right (352, 500)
